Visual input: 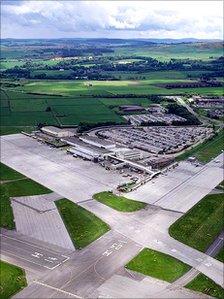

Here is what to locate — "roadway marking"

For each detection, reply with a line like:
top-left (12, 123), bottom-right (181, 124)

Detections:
top-left (34, 281), bottom-right (82, 298)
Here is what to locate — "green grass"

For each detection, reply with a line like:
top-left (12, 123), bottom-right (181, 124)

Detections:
top-left (55, 199), bottom-right (110, 249)
top-left (2, 179), bottom-right (51, 197)
top-left (215, 248), bottom-right (224, 263)
top-left (169, 193), bottom-right (224, 252)
top-left (126, 248), bottom-right (190, 283)
top-left (93, 191), bottom-right (146, 212)
top-left (18, 79), bottom-right (224, 97)
top-left (176, 130), bottom-right (224, 163)
top-left (0, 163), bottom-right (51, 229)
top-left (186, 273), bottom-right (224, 299)
top-left (0, 261), bottom-right (27, 299)
top-left (0, 163), bottom-right (24, 181)
top-left (0, 126), bottom-right (35, 136)
top-left (0, 185), bottom-right (15, 229)
top-left (112, 43), bottom-right (223, 61)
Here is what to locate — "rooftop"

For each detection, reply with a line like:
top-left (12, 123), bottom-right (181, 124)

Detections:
top-left (80, 135), bottom-right (115, 147)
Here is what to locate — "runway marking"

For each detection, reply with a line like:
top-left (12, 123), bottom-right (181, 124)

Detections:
top-left (34, 281), bottom-right (82, 298)
top-left (0, 234), bottom-right (68, 255)
top-left (1, 234), bottom-right (70, 270)
top-left (102, 240), bottom-right (128, 257)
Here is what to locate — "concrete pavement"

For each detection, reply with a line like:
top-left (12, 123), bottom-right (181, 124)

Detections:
top-left (0, 229), bottom-right (72, 273)
top-left (11, 194), bottom-right (75, 250)
top-left (1, 133), bottom-right (223, 298)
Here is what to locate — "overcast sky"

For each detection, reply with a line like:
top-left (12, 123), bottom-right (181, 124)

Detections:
top-left (1, 0), bottom-right (223, 39)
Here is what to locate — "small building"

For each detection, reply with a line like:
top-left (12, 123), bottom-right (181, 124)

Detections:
top-left (80, 135), bottom-right (116, 150)
top-left (188, 156), bottom-right (197, 162)
top-left (41, 126), bottom-right (76, 138)
top-left (148, 156), bottom-right (174, 169)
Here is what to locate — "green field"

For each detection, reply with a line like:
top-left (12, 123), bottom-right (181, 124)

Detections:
top-left (0, 126), bottom-right (35, 136)
top-left (0, 261), bottom-right (27, 299)
top-left (93, 191), bottom-right (146, 212)
top-left (55, 199), bottom-right (110, 249)
top-left (169, 193), bottom-right (224, 252)
top-left (126, 248), bottom-right (190, 282)
top-left (176, 130), bottom-right (224, 163)
top-left (19, 79), bottom-right (223, 96)
top-left (0, 162), bottom-right (24, 181)
top-left (0, 88), bottom-right (125, 127)
top-left (186, 274), bottom-right (224, 299)
top-left (215, 248), bottom-right (224, 263)
top-left (0, 163), bottom-right (51, 229)
top-left (113, 43), bottom-right (223, 61)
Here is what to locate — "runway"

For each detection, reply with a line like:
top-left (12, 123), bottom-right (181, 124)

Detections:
top-left (0, 229), bottom-right (71, 272)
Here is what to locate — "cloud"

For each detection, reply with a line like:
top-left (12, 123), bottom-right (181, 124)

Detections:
top-left (1, 1), bottom-right (223, 39)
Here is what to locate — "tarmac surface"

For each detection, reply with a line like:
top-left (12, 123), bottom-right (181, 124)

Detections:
top-left (127, 156), bottom-right (223, 212)
top-left (0, 229), bottom-right (71, 272)
top-left (11, 193), bottom-right (75, 250)
top-left (0, 134), bottom-right (127, 202)
top-left (13, 230), bottom-right (142, 298)
top-left (1, 133), bottom-right (223, 298)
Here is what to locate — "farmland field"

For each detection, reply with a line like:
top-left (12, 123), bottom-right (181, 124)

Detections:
top-left (1, 75), bottom-right (223, 129)
top-left (19, 79), bottom-right (223, 96)
top-left (1, 39), bottom-right (223, 129)
top-left (112, 43), bottom-right (223, 61)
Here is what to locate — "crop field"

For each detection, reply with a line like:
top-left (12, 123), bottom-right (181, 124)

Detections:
top-left (1, 73), bottom-right (223, 129)
top-left (112, 43), bottom-right (223, 61)
top-left (0, 89), bottom-right (124, 127)
top-left (14, 79), bottom-right (223, 96)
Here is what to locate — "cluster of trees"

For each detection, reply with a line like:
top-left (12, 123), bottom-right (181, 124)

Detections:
top-left (167, 103), bottom-right (201, 125)
top-left (165, 80), bottom-right (222, 89)
top-left (1, 55), bottom-right (223, 80)
top-left (77, 121), bottom-right (125, 133)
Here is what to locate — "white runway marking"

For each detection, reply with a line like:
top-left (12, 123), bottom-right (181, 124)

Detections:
top-left (1, 234), bottom-right (70, 270)
top-left (34, 281), bottom-right (82, 298)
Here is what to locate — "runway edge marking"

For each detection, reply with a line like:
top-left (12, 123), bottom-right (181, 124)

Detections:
top-left (34, 281), bottom-right (82, 298)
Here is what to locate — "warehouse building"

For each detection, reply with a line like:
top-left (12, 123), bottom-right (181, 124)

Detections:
top-left (80, 135), bottom-right (116, 149)
top-left (41, 126), bottom-right (76, 138)
top-left (63, 137), bottom-right (112, 161)
top-left (114, 148), bottom-right (142, 161)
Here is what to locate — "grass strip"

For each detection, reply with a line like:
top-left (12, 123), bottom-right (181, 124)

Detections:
top-left (169, 193), bottom-right (224, 252)
top-left (126, 248), bottom-right (190, 283)
top-left (186, 274), bottom-right (224, 299)
top-left (0, 261), bottom-right (27, 299)
top-left (93, 191), bottom-right (146, 212)
top-left (56, 199), bottom-right (110, 249)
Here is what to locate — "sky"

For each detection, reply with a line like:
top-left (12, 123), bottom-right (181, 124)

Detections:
top-left (1, 0), bottom-right (223, 39)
